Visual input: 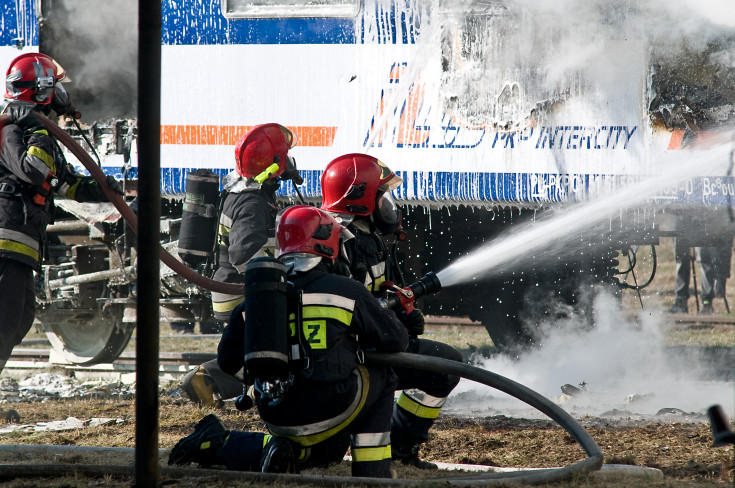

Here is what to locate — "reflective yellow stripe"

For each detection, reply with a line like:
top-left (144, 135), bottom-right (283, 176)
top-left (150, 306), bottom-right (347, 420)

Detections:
top-left (302, 305), bottom-right (352, 327)
top-left (396, 392), bottom-right (442, 420)
top-left (262, 434), bottom-right (272, 447)
top-left (218, 224), bottom-right (230, 239)
top-left (352, 445), bottom-right (392, 463)
top-left (369, 275), bottom-right (386, 293)
top-left (279, 365), bottom-right (369, 447)
top-left (0, 239), bottom-right (39, 262)
top-left (65, 179), bottom-right (80, 199)
top-left (200, 441), bottom-right (211, 450)
top-left (27, 146), bottom-right (55, 172)
top-left (212, 295), bottom-right (244, 313)
top-left (31, 129), bottom-right (48, 135)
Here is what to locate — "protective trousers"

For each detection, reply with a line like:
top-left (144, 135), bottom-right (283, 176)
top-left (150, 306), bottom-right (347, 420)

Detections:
top-left (0, 259), bottom-right (35, 364)
top-left (210, 267), bottom-right (245, 321)
top-left (699, 240), bottom-right (733, 302)
top-left (222, 365), bottom-right (397, 477)
top-left (391, 338), bottom-right (462, 447)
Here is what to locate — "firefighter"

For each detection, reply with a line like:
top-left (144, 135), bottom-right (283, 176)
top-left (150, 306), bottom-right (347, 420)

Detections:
top-left (0, 53), bottom-right (123, 374)
top-left (169, 205), bottom-right (408, 478)
top-left (321, 152), bottom-right (463, 469)
top-left (179, 123), bottom-right (301, 407)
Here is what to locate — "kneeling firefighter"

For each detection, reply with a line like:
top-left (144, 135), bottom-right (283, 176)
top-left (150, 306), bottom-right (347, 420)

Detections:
top-left (179, 123), bottom-right (302, 407)
top-left (169, 205), bottom-right (408, 478)
top-left (321, 153), bottom-right (463, 469)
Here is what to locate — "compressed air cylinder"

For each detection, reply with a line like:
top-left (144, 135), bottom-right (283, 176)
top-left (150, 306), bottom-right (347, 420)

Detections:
top-left (242, 257), bottom-right (290, 380)
top-left (178, 169), bottom-right (220, 267)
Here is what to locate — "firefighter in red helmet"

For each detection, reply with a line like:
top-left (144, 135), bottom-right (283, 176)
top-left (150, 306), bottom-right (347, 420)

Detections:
top-left (0, 53), bottom-right (122, 375)
top-left (170, 206), bottom-right (408, 478)
top-left (321, 153), bottom-right (462, 469)
top-left (180, 123), bottom-right (302, 408)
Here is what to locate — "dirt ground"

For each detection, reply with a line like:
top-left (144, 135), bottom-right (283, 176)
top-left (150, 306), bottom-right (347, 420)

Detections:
top-left (0, 393), bottom-right (729, 487)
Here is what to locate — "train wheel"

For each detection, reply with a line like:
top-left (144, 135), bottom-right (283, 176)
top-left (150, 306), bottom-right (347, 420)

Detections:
top-left (39, 308), bottom-right (134, 365)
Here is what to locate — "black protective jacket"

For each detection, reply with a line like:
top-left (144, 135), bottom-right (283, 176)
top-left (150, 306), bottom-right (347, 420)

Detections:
top-left (217, 263), bottom-right (408, 423)
top-left (213, 182), bottom-right (279, 280)
top-left (0, 115), bottom-right (106, 269)
top-left (344, 218), bottom-right (401, 294)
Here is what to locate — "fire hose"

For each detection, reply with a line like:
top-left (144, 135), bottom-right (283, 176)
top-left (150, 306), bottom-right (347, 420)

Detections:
top-left (0, 353), bottom-right (604, 485)
top-left (0, 113), bottom-right (244, 296)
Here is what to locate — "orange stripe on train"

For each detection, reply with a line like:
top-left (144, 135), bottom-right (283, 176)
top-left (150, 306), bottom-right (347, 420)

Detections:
top-left (160, 125), bottom-right (337, 147)
top-left (667, 129), bottom-right (685, 150)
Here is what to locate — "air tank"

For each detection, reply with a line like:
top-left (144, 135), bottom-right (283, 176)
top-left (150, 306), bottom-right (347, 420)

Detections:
top-left (178, 169), bottom-right (220, 268)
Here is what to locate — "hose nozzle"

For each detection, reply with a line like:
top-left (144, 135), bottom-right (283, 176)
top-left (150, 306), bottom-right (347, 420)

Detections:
top-left (381, 271), bottom-right (442, 310)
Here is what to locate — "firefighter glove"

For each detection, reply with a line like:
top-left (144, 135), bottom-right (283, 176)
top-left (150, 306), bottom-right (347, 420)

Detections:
top-left (105, 175), bottom-right (125, 196)
top-left (397, 308), bottom-right (425, 337)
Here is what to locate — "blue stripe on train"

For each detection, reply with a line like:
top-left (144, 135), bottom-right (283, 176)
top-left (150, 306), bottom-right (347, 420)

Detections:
top-left (0, 0), bottom-right (38, 47)
top-left (104, 167), bottom-right (735, 207)
top-left (161, 0), bottom-right (356, 45)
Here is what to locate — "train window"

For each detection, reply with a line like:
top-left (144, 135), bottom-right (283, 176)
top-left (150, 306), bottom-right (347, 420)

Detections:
top-left (222, 0), bottom-right (361, 19)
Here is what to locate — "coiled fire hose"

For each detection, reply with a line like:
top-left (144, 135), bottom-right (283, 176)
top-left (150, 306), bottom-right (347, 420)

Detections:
top-left (0, 112), bottom-right (244, 296)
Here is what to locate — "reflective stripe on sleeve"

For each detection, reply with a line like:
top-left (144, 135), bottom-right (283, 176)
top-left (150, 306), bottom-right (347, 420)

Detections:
top-left (63, 179), bottom-right (80, 199)
top-left (218, 224), bottom-right (230, 239)
top-left (211, 292), bottom-right (244, 313)
top-left (220, 213), bottom-right (233, 228)
top-left (0, 229), bottom-right (40, 262)
top-left (27, 146), bottom-right (55, 172)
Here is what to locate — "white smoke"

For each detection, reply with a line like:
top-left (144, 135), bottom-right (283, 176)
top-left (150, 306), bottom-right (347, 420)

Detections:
top-left (445, 289), bottom-right (734, 420)
top-left (44, 0), bottom-right (138, 120)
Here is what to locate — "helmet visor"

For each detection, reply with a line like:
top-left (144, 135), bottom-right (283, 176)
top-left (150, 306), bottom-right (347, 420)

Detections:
top-left (278, 124), bottom-right (296, 148)
top-left (376, 159), bottom-right (402, 192)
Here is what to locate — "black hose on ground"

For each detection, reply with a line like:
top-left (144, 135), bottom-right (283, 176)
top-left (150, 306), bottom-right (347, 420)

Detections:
top-left (0, 353), bottom-right (603, 486)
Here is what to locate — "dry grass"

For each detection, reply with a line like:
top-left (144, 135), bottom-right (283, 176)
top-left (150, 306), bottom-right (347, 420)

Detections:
top-left (0, 397), bottom-right (730, 487)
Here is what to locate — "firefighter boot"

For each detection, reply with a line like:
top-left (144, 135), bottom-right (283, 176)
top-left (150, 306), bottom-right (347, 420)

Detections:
top-left (168, 414), bottom-right (228, 467)
top-left (260, 435), bottom-right (298, 474)
top-left (667, 297), bottom-right (688, 314)
top-left (391, 432), bottom-right (437, 470)
top-left (700, 300), bottom-right (714, 315)
top-left (180, 365), bottom-right (223, 408)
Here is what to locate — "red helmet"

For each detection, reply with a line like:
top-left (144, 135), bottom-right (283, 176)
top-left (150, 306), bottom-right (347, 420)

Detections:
top-left (235, 123), bottom-right (295, 181)
top-left (277, 205), bottom-right (342, 260)
top-left (5, 53), bottom-right (68, 105)
top-left (320, 153), bottom-right (402, 215)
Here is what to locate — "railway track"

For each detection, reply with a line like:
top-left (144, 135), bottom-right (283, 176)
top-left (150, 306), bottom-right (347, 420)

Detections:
top-left (8, 315), bottom-right (732, 378)
top-left (7, 348), bottom-right (217, 377)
